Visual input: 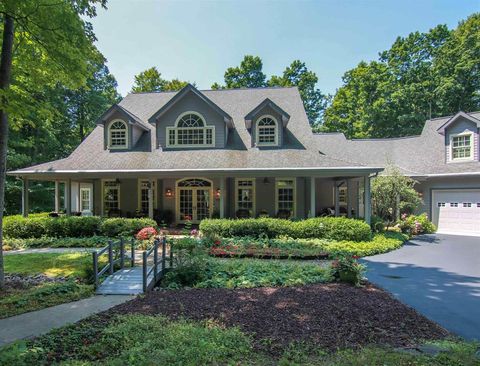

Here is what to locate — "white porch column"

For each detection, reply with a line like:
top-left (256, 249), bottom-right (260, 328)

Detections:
top-left (346, 179), bottom-right (352, 218)
top-left (21, 177), bottom-right (29, 217)
top-left (334, 182), bottom-right (340, 217)
top-left (54, 181), bottom-right (60, 212)
top-left (65, 179), bottom-right (72, 215)
top-left (309, 177), bottom-right (315, 218)
top-left (364, 175), bottom-right (371, 224)
top-left (148, 179), bottom-right (154, 219)
top-left (219, 177), bottom-right (225, 218)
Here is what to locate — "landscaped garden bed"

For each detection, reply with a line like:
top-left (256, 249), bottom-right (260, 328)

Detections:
top-left (0, 253), bottom-right (102, 318)
top-left (3, 282), bottom-right (477, 365)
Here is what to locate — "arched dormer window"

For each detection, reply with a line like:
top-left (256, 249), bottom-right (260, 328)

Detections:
top-left (256, 116), bottom-right (278, 146)
top-left (166, 112), bottom-right (215, 147)
top-left (108, 120), bottom-right (128, 149)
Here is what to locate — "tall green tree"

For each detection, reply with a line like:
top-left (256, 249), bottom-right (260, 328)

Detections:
top-left (213, 55), bottom-right (267, 89)
top-left (0, 0), bottom-right (106, 288)
top-left (131, 66), bottom-right (189, 92)
top-left (323, 14), bottom-right (480, 138)
top-left (269, 60), bottom-right (327, 125)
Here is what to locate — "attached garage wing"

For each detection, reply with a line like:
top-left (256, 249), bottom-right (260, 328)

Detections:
top-left (432, 189), bottom-right (480, 236)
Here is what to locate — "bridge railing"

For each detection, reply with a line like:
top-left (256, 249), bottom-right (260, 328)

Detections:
top-left (92, 238), bottom-right (135, 289)
top-left (142, 236), bottom-right (169, 292)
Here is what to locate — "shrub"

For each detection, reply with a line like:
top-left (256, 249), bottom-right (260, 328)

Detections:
top-left (200, 217), bottom-right (371, 241)
top-left (331, 256), bottom-right (366, 286)
top-left (3, 236), bottom-right (112, 250)
top-left (136, 227), bottom-right (158, 240)
top-left (44, 216), bottom-right (102, 237)
top-left (370, 215), bottom-right (385, 233)
top-left (398, 213), bottom-right (436, 236)
top-left (3, 216), bottom-right (46, 238)
top-left (100, 217), bottom-right (157, 237)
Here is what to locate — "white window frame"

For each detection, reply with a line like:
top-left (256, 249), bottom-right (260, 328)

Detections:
top-left (102, 179), bottom-right (120, 216)
top-left (137, 179), bottom-right (157, 213)
top-left (275, 177), bottom-right (296, 217)
top-left (107, 119), bottom-right (128, 150)
top-left (79, 187), bottom-right (92, 212)
top-left (255, 115), bottom-right (279, 147)
top-left (450, 132), bottom-right (474, 161)
top-left (235, 178), bottom-right (256, 216)
top-left (166, 111), bottom-right (215, 148)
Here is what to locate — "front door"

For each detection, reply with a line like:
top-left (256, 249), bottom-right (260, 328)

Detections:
top-left (79, 186), bottom-right (93, 214)
top-left (176, 178), bottom-right (213, 223)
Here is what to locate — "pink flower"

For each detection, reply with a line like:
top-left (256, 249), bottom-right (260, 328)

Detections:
top-left (136, 227), bottom-right (158, 240)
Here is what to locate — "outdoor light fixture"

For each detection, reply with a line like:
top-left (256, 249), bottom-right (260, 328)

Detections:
top-left (165, 188), bottom-right (173, 198)
top-left (215, 188), bottom-right (221, 199)
top-left (263, 177), bottom-right (270, 184)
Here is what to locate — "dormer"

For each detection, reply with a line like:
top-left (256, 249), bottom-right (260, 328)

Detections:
top-left (148, 84), bottom-right (233, 149)
top-left (245, 98), bottom-right (290, 148)
top-left (437, 111), bottom-right (480, 163)
top-left (97, 104), bottom-right (149, 150)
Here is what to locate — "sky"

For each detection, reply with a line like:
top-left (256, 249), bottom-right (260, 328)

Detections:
top-left (90, 0), bottom-right (479, 97)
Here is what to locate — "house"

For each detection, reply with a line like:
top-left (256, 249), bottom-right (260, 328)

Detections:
top-left (8, 84), bottom-right (480, 235)
top-left (315, 111), bottom-right (480, 236)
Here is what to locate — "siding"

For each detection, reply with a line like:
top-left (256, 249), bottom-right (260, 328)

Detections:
top-left (156, 92), bottom-right (227, 148)
top-left (445, 117), bottom-right (479, 162)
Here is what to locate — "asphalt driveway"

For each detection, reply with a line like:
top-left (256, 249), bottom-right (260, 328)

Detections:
top-left (363, 234), bottom-right (480, 340)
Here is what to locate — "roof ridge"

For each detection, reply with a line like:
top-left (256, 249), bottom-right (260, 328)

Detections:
top-left (350, 135), bottom-right (421, 141)
top-left (127, 85), bottom-right (297, 95)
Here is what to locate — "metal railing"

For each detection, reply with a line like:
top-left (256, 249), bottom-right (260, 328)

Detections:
top-left (92, 238), bottom-right (135, 288)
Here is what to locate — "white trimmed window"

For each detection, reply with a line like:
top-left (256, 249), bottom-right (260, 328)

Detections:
top-left (235, 178), bottom-right (256, 216)
top-left (80, 187), bottom-right (92, 212)
top-left (275, 178), bottom-right (296, 217)
top-left (451, 133), bottom-right (473, 160)
top-left (166, 112), bottom-right (215, 147)
top-left (108, 120), bottom-right (128, 149)
top-left (138, 180), bottom-right (157, 213)
top-left (103, 180), bottom-right (120, 214)
top-left (256, 116), bottom-right (278, 146)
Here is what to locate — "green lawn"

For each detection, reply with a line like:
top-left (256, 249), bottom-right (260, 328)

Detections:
top-left (0, 314), bottom-right (477, 366)
top-left (1, 253), bottom-right (96, 318)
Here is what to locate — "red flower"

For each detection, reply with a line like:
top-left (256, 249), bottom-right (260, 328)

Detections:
top-left (136, 227), bottom-right (158, 240)
top-left (352, 255), bottom-right (360, 260)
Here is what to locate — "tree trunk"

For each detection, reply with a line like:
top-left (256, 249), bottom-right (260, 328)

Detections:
top-left (0, 14), bottom-right (15, 289)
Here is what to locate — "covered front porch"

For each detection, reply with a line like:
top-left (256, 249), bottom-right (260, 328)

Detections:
top-left (17, 169), bottom-right (374, 225)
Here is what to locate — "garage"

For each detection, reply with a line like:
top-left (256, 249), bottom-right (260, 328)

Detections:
top-left (432, 189), bottom-right (480, 236)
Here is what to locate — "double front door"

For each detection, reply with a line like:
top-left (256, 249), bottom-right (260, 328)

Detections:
top-left (176, 179), bottom-right (212, 223)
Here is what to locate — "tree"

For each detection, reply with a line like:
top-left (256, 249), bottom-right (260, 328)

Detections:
top-left (323, 15), bottom-right (480, 138)
top-left (131, 66), bottom-right (190, 93)
top-left (0, 0), bottom-right (106, 289)
top-left (269, 60), bottom-right (327, 125)
top-left (371, 166), bottom-right (422, 226)
top-left (214, 55), bottom-right (266, 89)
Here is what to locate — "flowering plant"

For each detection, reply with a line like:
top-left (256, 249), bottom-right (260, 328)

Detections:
top-left (331, 255), bottom-right (366, 286)
top-left (397, 213), bottom-right (435, 236)
top-left (136, 226), bottom-right (158, 241)
top-left (190, 229), bottom-right (199, 237)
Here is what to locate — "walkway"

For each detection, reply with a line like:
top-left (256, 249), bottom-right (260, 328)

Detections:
top-left (0, 295), bottom-right (133, 347)
top-left (363, 234), bottom-right (480, 340)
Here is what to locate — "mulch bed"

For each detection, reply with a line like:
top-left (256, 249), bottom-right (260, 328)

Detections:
top-left (108, 283), bottom-right (450, 354)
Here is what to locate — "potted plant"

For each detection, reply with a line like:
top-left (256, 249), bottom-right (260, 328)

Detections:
top-left (332, 255), bottom-right (366, 286)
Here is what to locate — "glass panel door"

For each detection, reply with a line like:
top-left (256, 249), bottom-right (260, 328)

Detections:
top-left (195, 188), bottom-right (210, 221)
top-left (179, 188), bottom-right (193, 221)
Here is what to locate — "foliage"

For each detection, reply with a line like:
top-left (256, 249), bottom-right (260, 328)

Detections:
top-left (3, 236), bottom-right (112, 251)
top-left (2, 215), bottom-right (157, 239)
top-left (131, 66), bottom-right (189, 92)
top-left (163, 258), bottom-right (332, 289)
top-left (371, 166), bottom-right (422, 224)
top-left (322, 14), bottom-right (480, 138)
top-left (204, 232), bottom-right (406, 259)
top-left (99, 217), bottom-right (157, 238)
top-left (331, 256), bottom-right (366, 286)
top-left (212, 56), bottom-right (327, 125)
top-left (0, 315), bottom-right (254, 365)
top-left (398, 213), bottom-right (436, 236)
top-left (0, 281), bottom-right (93, 319)
top-left (4, 252), bottom-right (95, 278)
top-left (200, 217), bottom-right (372, 242)
top-left (268, 60), bottom-right (327, 124)
top-left (370, 215), bottom-right (386, 233)
top-left (135, 226), bottom-right (158, 240)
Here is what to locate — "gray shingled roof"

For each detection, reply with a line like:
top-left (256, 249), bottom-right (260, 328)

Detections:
top-left (314, 112), bottom-right (480, 176)
top-left (12, 87), bottom-right (378, 175)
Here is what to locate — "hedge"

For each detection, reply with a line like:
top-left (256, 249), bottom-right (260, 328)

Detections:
top-left (3, 236), bottom-right (113, 251)
top-left (2, 215), bottom-right (156, 239)
top-left (199, 217), bottom-right (372, 242)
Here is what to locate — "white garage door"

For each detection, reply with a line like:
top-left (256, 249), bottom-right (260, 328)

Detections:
top-left (432, 189), bottom-right (480, 236)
